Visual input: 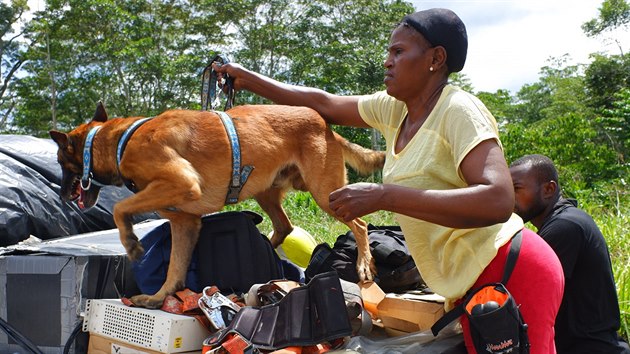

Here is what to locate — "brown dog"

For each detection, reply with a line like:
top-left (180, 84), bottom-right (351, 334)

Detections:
top-left (49, 102), bottom-right (384, 308)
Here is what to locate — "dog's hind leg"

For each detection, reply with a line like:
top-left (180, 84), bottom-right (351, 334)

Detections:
top-left (130, 213), bottom-right (201, 308)
top-left (300, 162), bottom-right (376, 281)
top-left (255, 187), bottom-right (294, 248)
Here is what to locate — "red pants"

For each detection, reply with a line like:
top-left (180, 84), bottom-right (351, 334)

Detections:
top-left (461, 228), bottom-right (564, 354)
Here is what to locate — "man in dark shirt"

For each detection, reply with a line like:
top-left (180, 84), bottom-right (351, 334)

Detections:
top-left (510, 154), bottom-right (629, 354)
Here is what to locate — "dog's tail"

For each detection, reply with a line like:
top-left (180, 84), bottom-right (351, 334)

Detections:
top-left (335, 132), bottom-right (385, 175)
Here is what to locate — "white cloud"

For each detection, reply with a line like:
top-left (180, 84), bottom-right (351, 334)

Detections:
top-left (409, 0), bottom-right (627, 93)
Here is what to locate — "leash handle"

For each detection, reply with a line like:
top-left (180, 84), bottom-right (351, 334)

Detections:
top-left (202, 54), bottom-right (235, 111)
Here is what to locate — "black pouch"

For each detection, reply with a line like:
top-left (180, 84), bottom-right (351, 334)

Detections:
top-left (464, 282), bottom-right (529, 353)
top-left (432, 231), bottom-right (530, 354)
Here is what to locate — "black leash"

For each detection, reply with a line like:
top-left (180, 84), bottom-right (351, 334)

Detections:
top-left (201, 54), bottom-right (235, 111)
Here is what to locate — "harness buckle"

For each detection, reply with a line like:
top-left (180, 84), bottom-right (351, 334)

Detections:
top-left (81, 174), bottom-right (92, 191)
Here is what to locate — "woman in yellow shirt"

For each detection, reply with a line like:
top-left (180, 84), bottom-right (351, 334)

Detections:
top-left (214, 8), bottom-right (563, 354)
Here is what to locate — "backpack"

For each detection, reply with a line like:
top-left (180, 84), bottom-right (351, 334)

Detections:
top-left (305, 224), bottom-right (425, 293)
top-left (132, 211), bottom-right (284, 295)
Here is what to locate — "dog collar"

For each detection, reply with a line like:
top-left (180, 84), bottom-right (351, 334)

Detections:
top-left (81, 125), bottom-right (105, 190)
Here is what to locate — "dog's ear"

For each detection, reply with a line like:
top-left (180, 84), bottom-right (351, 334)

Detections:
top-left (92, 101), bottom-right (108, 123)
top-left (49, 130), bottom-right (68, 148)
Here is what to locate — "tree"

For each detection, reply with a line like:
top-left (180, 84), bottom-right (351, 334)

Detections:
top-left (0, 0), bottom-right (29, 132)
top-left (476, 89), bottom-right (513, 124)
top-left (582, 0), bottom-right (630, 40)
top-left (10, 0), bottom-right (413, 139)
top-left (596, 87), bottom-right (630, 165)
top-left (501, 54), bottom-right (623, 191)
top-left (509, 55), bottom-right (590, 126)
top-left (12, 0), bottom-right (228, 135)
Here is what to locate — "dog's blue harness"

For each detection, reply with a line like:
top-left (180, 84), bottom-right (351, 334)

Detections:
top-left (82, 112), bottom-right (252, 204)
top-left (200, 54), bottom-right (253, 204)
top-left (216, 111), bottom-right (254, 204)
top-left (116, 117), bottom-right (154, 191)
top-left (117, 117), bottom-right (154, 169)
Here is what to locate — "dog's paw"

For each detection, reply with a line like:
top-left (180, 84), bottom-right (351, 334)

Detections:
top-left (129, 294), bottom-right (165, 309)
top-left (356, 256), bottom-right (376, 282)
top-left (125, 240), bottom-right (145, 262)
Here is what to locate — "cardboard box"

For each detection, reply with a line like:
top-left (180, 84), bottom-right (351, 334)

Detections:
top-left (378, 292), bottom-right (445, 334)
top-left (0, 220), bottom-right (166, 354)
top-left (358, 281), bottom-right (386, 318)
top-left (360, 281), bottom-right (445, 336)
top-left (88, 334), bottom-right (201, 354)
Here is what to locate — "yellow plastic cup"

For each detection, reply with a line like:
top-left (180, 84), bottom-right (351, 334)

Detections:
top-left (268, 226), bottom-right (317, 268)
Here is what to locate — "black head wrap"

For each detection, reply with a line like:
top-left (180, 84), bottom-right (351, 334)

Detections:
top-left (402, 8), bottom-right (468, 73)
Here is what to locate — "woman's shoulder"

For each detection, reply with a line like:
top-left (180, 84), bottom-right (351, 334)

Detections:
top-left (443, 85), bottom-right (484, 107)
top-left (441, 85), bottom-right (495, 122)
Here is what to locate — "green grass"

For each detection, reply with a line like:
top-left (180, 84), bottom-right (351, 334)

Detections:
top-left (226, 190), bottom-right (629, 341)
top-left (224, 191), bottom-right (396, 245)
top-left (583, 204), bottom-right (630, 342)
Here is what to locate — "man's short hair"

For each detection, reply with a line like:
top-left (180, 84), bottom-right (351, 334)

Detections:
top-left (510, 154), bottom-right (559, 185)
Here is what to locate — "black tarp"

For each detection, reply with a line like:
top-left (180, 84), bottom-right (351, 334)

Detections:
top-left (0, 134), bottom-right (158, 247)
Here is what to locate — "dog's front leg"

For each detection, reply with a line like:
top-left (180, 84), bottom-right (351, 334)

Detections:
top-left (346, 218), bottom-right (376, 281)
top-left (131, 214), bottom-right (202, 308)
top-left (113, 202), bottom-right (146, 262)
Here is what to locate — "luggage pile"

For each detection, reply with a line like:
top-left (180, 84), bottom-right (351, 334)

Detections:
top-left (1, 210), bottom-right (459, 354)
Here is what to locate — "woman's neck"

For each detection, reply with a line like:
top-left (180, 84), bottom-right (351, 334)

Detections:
top-left (406, 79), bottom-right (448, 122)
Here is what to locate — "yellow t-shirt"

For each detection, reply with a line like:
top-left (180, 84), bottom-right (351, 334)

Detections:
top-left (358, 86), bottom-right (523, 305)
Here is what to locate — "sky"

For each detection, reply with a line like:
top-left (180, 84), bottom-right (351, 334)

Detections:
top-left (409, 0), bottom-right (628, 93)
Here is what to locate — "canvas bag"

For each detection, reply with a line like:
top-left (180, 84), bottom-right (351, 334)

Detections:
top-left (431, 231), bottom-right (530, 354)
top-left (305, 224), bottom-right (425, 293)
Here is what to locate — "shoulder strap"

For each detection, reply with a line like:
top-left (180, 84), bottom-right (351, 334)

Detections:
top-left (430, 301), bottom-right (465, 336)
top-left (502, 230), bottom-right (522, 284)
top-left (431, 230), bottom-right (523, 336)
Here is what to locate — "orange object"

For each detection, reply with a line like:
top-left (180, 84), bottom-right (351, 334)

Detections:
top-left (221, 333), bottom-right (253, 353)
top-left (465, 285), bottom-right (509, 314)
top-left (303, 343), bottom-right (332, 354)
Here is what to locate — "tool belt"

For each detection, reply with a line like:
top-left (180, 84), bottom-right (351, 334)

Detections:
top-left (203, 271), bottom-right (352, 352)
top-left (432, 231), bottom-right (530, 354)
